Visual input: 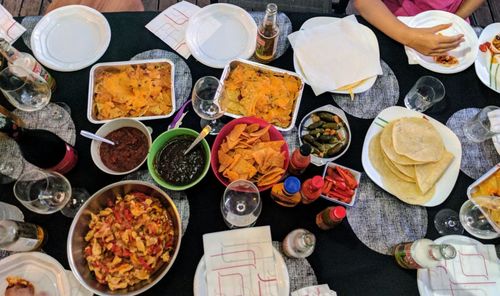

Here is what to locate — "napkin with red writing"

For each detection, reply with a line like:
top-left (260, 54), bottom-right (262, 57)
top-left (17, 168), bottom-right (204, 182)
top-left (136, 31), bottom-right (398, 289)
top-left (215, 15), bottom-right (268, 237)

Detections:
top-left (0, 4), bottom-right (25, 43)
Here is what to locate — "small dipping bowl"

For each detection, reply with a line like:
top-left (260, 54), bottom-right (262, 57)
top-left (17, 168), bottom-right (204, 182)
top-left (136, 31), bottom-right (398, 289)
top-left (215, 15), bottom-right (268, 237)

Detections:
top-left (90, 118), bottom-right (152, 175)
top-left (147, 128), bottom-right (211, 191)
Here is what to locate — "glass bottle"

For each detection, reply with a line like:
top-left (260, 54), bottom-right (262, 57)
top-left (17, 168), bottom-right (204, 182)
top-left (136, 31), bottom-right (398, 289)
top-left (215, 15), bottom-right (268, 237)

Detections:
top-left (255, 3), bottom-right (279, 62)
top-left (289, 144), bottom-right (312, 176)
top-left (316, 206), bottom-right (346, 230)
top-left (271, 176), bottom-right (301, 207)
top-left (301, 175), bottom-right (324, 204)
top-left (0, 38), bottom-right (56, 91)
top-left (0, 220), bottom-right (46, 252)
top-left (393, 239), bottom-right (457, 269)
top-left (282, 228), bottom-right (316, 258)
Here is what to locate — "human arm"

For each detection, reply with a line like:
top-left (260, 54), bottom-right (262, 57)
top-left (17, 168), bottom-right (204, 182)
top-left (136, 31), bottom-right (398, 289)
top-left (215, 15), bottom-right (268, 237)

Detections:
top-left (455, 0), bottom-right (485, 19)
top-left (353, 0), bottom-right (464, 56)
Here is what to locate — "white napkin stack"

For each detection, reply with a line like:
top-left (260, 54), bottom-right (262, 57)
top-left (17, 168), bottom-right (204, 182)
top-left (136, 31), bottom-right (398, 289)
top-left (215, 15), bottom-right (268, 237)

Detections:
top-left (288, 15), bottom-right (382, 96)
top-left (292, 284), bottom-right (338, 296)
top-left (0, 5), bottom-right (25, 43)
top-left (145, 1), bottom-right (201, 59)
top-left (487, 108), bottom-right (500, 154)
top-left (202, 226), bottom-right (279, 296)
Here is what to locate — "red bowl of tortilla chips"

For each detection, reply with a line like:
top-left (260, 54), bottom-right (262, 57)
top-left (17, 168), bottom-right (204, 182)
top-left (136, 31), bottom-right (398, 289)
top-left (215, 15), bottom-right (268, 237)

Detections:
top-left (211, 117), bottom-right (290, 191)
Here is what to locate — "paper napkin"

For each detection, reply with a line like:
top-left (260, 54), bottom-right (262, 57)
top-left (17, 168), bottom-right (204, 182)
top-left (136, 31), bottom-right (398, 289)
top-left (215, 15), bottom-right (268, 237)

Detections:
top-left (487, 109), bottom-right (500, 154)
top-left (0, 5), bottom-right (25, 43)
top-left (292, 284), bottom-right (338, 296)
top-left (288, 15), bottom-right (382, 96)
top-left (202, 226), bottom-right (279, 296)
top-left (145, 1), bottom-right (200, 59)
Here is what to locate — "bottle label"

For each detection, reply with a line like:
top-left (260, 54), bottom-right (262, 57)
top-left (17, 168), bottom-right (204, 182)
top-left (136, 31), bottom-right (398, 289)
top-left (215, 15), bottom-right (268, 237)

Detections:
top-left (50, 144), bottom-right (78, 174)
top-left (394, 243), bottom-right (422, 269)
top-left (4, 223), bottom-right (41, 252)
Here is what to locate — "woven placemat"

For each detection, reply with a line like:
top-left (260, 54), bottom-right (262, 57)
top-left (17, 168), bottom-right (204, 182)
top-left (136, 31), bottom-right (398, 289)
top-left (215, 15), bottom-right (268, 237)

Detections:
top-left (0, 103), bottom-right (76, 182)
top-left (249, 12), bottom-right (292, 62)
top-left (272, 241), bottom-right (318, 292)
top-left (332, 60), bottom-right (399, 119)
top-left (131, 49), bottom-right (192, 111)
top-left (446, 108), bottom-right (500, 179)
top-left (282, 126), bottom-right (299, 156)
top-left (21, 16), bottom-right (42, 50)
top-left (346, 175), bottom-right (428, 255)
top-left (122, 170), bottom-right (190, 236)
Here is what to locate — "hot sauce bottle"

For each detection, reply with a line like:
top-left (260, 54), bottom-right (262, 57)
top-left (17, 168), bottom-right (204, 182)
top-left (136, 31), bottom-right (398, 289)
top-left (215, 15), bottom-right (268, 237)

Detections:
top-left (316, 206), bottom-right (346, 230)
top-left (271, 176), bottom-right (301, 207)
top-left (301, 176), bottom-right (324, 204)
top-left (255, 3), bottom-right (279, 62)
top-left (288, 144), bottom-right (312, 175)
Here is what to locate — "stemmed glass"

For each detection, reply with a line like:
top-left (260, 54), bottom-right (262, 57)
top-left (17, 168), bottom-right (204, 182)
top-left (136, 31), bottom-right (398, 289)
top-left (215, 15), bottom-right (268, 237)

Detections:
top-left (434, 208), bottom-right (464, 235)
top-left (459, 199), bottom-right (500, 239)
top-left (0, 65), bottom-right (51, 112)
top-left (13, 169), bottom-right (89, 218)
top-left (191, 76), bottom-right (224, 135)
top-left (221, 179), bottom-right (262, 228)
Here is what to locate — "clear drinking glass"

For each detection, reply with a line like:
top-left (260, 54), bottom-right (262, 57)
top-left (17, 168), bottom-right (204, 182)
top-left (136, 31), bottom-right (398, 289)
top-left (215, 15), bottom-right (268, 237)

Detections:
top-left (462, 106), bottom-right (500, 143)
top-left (404, 76), bottom-right (445, 112)
top-left (459, 200), bottom-right (499, 239)
top-left (221, 179), bottom-right (262, 228)
top-left (434, 208), bottom-right (464, 235)
top-left (0, 65), bottom-right (51, 112)
top-left (191, 76), bottom-right (224, 135)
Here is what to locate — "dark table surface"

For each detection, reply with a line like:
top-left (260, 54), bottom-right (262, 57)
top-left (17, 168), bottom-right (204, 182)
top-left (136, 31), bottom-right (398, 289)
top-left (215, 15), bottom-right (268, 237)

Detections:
top-left (1, 11), bottom-right (500, 296)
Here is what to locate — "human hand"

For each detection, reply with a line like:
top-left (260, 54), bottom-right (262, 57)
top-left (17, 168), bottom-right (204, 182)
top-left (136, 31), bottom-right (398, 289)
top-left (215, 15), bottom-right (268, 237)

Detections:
top-left (405, 24), bottom-right (465, 56)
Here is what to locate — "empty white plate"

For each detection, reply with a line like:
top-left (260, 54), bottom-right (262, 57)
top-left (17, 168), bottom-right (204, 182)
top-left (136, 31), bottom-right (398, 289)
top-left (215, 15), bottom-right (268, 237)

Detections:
top-left (186, 3), bottom-right (257, 69)
top-left (31, 5), bottom-right (111, 72)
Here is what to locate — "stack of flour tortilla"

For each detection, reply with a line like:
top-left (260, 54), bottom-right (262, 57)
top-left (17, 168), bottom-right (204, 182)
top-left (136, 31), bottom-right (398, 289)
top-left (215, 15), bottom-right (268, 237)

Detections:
top-left (369, 117), bottom-right (454, 205)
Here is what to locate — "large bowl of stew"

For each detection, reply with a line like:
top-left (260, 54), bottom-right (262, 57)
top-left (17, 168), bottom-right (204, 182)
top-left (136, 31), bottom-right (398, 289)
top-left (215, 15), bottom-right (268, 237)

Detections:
top-left (67, 181), bottom-right (182, 296)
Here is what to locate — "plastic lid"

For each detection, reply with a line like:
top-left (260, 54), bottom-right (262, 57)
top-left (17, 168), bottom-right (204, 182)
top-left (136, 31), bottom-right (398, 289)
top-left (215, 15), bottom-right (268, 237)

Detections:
top-left (329, 206), bottom-right (346, 220)
top-left (311, 176), bottom-right (324, 189)
top-left (284, 176), bottom-right (301, 194)
top-left (299, 144), bottom-right (312, 156)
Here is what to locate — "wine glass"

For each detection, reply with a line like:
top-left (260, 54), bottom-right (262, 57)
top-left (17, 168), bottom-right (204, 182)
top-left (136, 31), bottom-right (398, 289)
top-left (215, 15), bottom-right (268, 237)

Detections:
top-left (221, 179), bottom-right (261, 228)
top-left (459, 200), bottom-right (499, 239)
top-left (0, 65), bottom-right (51, 112)
top-left (51, 102), bottom-right (72, 122)
top-left (13, 169), bottom-right (89, 217)
top-left (191, 76), bottom-right (224, 135)
top-left (434, 208), bottom-right (464, 235)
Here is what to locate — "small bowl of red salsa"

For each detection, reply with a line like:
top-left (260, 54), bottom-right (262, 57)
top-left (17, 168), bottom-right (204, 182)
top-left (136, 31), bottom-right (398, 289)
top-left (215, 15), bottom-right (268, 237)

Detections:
top-left (90, 118), bottom-right (152, 175)
top-left (147, 128), bottom-right (210, 191)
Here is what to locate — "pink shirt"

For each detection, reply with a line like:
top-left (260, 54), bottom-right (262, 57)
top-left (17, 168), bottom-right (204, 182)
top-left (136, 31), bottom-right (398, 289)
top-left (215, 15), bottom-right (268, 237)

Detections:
top-left (382, 0), bottom-right (463, 16)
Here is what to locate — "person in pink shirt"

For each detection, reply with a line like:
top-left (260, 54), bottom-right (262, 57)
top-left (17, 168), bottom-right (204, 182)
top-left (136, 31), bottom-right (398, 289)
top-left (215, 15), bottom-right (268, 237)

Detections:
top-left (354, 0), bottom-right (485, 56)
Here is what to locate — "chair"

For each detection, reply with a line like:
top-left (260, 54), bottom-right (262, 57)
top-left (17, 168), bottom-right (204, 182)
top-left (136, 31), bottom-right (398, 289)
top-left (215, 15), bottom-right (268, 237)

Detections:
top-left (217, 0), bottom-right (335, 14)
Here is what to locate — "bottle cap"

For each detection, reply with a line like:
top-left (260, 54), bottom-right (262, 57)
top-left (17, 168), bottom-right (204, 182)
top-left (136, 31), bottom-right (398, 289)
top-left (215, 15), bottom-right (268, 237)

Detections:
top-left (311, 176), bottom-right (324, 189)
top-left (299, 144), bottom-right (312, 156)
top-left (329, 206), bottom-right (346, 220)
top-left (284, 176), bottom-right (301, 194)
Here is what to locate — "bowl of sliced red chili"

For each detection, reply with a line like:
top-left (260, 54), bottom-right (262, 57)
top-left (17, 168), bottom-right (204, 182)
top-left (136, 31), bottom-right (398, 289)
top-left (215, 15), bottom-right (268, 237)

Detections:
top-left (321, 162), bottom-right (361, 207)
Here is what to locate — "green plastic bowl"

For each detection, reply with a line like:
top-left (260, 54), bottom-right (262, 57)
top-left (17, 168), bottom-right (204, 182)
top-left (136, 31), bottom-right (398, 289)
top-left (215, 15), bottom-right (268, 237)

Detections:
top-left (148, 128), bottom-right (210, 191)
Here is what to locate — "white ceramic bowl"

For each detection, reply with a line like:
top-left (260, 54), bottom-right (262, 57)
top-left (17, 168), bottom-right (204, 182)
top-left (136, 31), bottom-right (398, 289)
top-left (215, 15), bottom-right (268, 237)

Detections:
top-left (90, 118), bottom-right (152, 175)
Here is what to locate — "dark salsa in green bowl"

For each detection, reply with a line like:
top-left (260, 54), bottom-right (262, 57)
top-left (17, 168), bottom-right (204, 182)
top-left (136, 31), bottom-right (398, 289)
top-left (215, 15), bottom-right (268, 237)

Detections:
top-left (148, 128), bottom-right (210, 190)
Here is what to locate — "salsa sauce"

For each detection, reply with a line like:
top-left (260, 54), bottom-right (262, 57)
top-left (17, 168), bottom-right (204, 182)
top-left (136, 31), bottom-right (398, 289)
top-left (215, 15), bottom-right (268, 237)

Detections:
top-left (99, 127), bottom-right (148, 172)
top-left (155, 135), bottom-right (206, 186)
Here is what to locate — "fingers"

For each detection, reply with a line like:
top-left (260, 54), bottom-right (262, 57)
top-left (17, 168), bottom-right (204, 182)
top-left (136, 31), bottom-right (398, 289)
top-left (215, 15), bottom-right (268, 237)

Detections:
top-left (429, 23), bottom-right (453, 33)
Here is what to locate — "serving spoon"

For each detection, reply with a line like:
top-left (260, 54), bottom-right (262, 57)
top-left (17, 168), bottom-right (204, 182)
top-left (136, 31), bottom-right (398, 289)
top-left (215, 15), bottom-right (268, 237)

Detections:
top-left (80, 130), bottom-right (115, 145)
top-left (183, 125), bottom-right (211, 155)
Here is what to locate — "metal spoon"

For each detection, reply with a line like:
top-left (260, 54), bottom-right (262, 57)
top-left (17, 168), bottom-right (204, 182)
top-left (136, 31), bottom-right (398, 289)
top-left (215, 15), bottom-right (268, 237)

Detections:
top-left (80, 130), bottom-right (115, 145)
top-left (184, 125), bottom-right (211, 155)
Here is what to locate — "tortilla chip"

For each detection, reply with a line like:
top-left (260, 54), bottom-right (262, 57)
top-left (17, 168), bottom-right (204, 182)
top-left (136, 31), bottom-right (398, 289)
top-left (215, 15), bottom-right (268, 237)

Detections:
top-left (227, 124), bottom-right (247, 149)
top-left (246, 123), bottom-right (260, 133)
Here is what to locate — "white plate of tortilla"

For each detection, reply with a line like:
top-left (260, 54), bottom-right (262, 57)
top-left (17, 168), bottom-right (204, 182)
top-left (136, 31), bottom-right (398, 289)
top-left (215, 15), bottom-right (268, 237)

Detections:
top-left (292, 16), bottom-right (377, 94)
top-left (361, 106), bottom-right (462, 207)
top-left (474, 22), bottom-right (500, 94)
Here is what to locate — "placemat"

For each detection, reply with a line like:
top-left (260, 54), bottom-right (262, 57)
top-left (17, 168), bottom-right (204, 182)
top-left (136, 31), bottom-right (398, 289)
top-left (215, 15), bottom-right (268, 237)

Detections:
top-left (332, 60), bottom-right (399, 119)
top-left (282, 126), bottom-right (299, 156)
top-left (131, 49), bottom-right (192, 112)
top-left (20, 15), bottom-right (41, 50)
top-left (272, 241), bottom-right (318, 292)
top-left (249, 12), bottom-right (292, 62)
top-left (346, 175), bottom-right (428, 255)
top-left (0, 103), bottom-right (76, 182)
top-left (446, 108), bottom-right (500, 179)
top-left (122, 170), bottom-right (190, 236)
